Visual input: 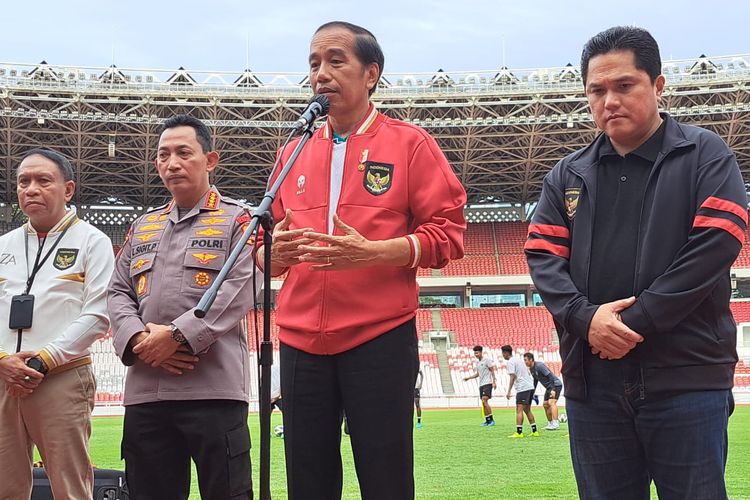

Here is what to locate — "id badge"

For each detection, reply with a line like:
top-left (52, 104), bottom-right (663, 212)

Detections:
top-left (9, 294), bottom-right (34, 330)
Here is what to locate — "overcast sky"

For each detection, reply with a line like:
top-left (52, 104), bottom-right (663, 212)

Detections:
top-left (3, 0), bottom-right (748, 75)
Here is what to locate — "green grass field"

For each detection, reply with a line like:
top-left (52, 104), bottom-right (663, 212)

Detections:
top-left (86, 406), bottom-right (750, 499)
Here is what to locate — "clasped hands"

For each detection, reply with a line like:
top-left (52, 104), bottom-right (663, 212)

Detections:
top-left (0, 351), bottom-right (44, 398)
top-left (588, 297), bottom-right (644, 360)
top-left (269, 209), bottom-right (380, 271)
top-left (131, 323), bottom-right (199, 375)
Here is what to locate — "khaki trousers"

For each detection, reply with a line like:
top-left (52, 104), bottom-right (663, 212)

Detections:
top-left (0, 364), bottom-right (96, 500)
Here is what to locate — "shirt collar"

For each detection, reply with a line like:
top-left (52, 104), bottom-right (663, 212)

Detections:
top-left (25, 207), bottom-right (78, 234)
top-left (322, 103), bottom-right (378, 140)
top-left (165, 186), bottom-right (222, 222)
top-left (599, 119), bottom-right (666, 163)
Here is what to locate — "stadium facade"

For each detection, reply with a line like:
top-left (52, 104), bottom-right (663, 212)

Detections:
top-left (1, 55), bottom-right (749, 409)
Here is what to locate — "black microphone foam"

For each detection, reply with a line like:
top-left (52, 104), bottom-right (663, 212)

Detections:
top-left (293, 94), bottom-right (330, 130)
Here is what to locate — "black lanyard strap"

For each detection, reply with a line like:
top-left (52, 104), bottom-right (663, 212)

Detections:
top-left (23, 215), bottom-right (76, 294)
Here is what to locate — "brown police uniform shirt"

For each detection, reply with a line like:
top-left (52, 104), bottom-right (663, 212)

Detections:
top-left (108, 186), bottom-right (259, 405)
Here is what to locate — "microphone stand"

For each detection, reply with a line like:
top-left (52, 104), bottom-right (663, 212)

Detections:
top-left (195, 120), bottom-right (318, 500)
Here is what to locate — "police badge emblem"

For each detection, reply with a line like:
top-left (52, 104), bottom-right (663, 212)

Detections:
top-left (564, 188), bottom-right (580, 220)
top-left (136, 274), bottom-right (148, 296)
top-left (53, 248), bottom-right (78, 270)
top-left (194, 271), bottom-right (211, 287)
top-left (363, 162), bottom-right (393, 196)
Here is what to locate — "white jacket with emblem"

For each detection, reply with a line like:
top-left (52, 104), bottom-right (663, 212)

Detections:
top-left (0, 209), bottom-right (115, 371)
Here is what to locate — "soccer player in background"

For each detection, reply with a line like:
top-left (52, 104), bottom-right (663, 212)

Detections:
top-left (502, 345), bottom-right (538, 437)
top-left (463, 345), bottom-right (497, 426)
top-left (524, 352), bottom-right (563, 430)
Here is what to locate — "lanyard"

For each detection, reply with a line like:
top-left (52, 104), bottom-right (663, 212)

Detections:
top-left (23, 216), bottom-right (75, 294)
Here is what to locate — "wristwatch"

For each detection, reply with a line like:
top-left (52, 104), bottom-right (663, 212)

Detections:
top-left (170, 324), bottom-right (188, 345)
top-left (26, 356), bottom-right (48, 375)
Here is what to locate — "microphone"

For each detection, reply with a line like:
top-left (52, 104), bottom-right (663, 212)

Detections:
top-left (292, 94), bottom-right (330, 131)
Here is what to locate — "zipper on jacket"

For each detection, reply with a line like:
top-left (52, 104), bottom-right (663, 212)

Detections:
top-left (639, 366), bottom-right (646, 400)
top-left (317, 139), bottom-right (335, 349)
top-left (329, 137), bottom-right (350, 236)
top-left (631, 151), bottom-right (668, 298)
top-left (568, 167), bottom-right (596, 299)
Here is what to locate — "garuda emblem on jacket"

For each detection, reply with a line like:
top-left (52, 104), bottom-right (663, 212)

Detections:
top-left (54, 248), bottom-right (78, 270)
top-left (363, 162), bottom-right (394, 196)
top-left (564, 188), bottom-right (580, 220)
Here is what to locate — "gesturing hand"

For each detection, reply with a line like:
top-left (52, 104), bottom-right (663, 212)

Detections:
top-left (588, 297), bottom-right (644, 360)
top-left (298, 215), bottom-right (381, 270)
top-left (268, 209), bottom-right (314, 270)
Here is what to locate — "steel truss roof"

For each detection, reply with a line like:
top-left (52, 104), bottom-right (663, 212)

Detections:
top-left (0, 55), bottom-right (748, 208)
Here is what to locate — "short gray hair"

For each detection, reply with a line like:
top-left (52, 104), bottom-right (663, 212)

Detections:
top-left (19, 148), bottom-right (75, 181)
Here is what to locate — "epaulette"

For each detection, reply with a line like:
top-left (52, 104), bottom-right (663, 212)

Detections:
top-left (220, 196), bottom-right (252, 210)
top-left (133, 200), bottom-right (173, 225)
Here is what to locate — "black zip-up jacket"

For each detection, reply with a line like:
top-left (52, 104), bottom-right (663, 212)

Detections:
top-left (525, 114), bottom-right (746, 401)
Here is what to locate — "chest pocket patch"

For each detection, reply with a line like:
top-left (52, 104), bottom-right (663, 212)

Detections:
top-left (184, 251), bottom-right (226, 270)
top-left (183, 250), bottom-right (227, 291)
top-left (363, 162), bottom-right (394, 196)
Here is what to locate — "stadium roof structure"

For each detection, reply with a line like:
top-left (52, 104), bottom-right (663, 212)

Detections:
top-left (0, 54), bottom-right (749, 214)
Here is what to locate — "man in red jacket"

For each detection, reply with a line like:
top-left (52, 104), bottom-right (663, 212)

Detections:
top-left (258, 21), bottom-right (466, 500)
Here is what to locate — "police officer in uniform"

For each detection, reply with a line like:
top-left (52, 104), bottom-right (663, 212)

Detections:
top-left (108, 115), bottom-right (260, 499)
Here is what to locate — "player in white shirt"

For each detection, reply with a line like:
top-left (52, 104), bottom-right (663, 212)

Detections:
top-left (463, 345), bottom-right (497, 426)
top-left (502, 345), bottom-right (539, 438)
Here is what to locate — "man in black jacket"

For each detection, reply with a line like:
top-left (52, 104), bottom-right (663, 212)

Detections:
top-left (526, 26), bottom-right (744, 499)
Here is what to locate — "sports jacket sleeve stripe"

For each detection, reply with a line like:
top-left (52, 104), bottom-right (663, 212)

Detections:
top-left (700, 196), bottom-right (748, 224)
top-left (527, 223), bottom-right (570, 239)
top-left (524, 238), bottom-right (570, 259)
top-left (42, 229), bottom-right (115, 368)
top-left (621, 151), bottom-right (747, 336)
top-left (693, 215), bottom-right (745, 243)
top-left (525, 167), bottom-right (598, 341)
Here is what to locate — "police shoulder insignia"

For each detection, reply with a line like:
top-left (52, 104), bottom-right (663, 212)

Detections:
top-left (54, 248), bottom-right (78, 270)
top-left (363, 162), bottom-right (394, 196)
top-left (236, 212), bottom-right (250, 225)
top-left (204, 190), bottom-right (220, 210)
top-left (564, 188), bottom-right (581, 220)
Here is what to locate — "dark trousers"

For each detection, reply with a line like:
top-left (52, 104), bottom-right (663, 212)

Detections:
top-left (280, 319), bottom-right (419, 500)
top-left (122, 399), bottom-right (252, 500)
top-left (567, 358), bottom-right (734, 500)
